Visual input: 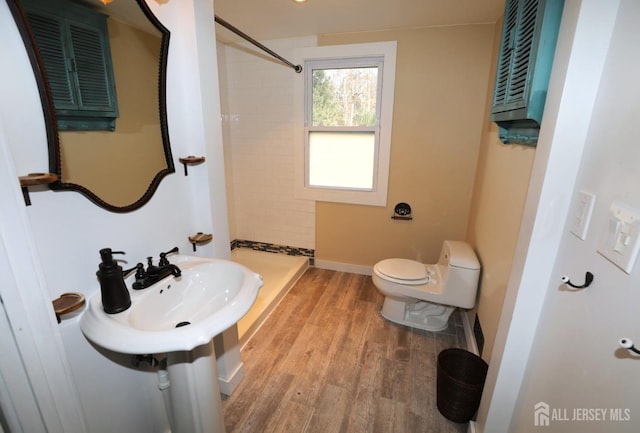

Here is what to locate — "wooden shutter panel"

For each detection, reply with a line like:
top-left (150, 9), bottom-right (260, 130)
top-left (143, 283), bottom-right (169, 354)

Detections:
top-left (490, 0), bottom-right (564, 146)
top-left (506, 0), bottom-right (539, 106)
top-left (492, 0), bottom-right (519, 108)
top-left (68, 22), bottom-right (114, 111)
top-left (22, 0), bottom-right (119, 130)
top-left (26, 11), bottom-right (77, 109)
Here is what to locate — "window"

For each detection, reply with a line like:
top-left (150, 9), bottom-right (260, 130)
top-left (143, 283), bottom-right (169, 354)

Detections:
top-left (294, 42), bottom-right (396, 206)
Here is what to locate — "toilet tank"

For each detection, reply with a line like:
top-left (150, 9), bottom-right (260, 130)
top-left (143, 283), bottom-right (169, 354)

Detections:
top-left (438, 241), bottom-right (481, 309)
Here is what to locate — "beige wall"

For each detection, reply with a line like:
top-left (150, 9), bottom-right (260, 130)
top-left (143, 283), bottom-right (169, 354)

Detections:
top-left (316, 25), bottom-right (495, 266)
top-left (466, 19), bottom-right (536, 362)
top-left (317, 22), bottom-right (535, 362)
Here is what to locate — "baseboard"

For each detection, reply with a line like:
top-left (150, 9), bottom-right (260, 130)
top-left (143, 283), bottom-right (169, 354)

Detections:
top-left (460, 310), bottom-right (480, 433)
top-left (461, 310), bottom-right (479, 356)
top-left (468, 420), bottom-right (478, 433)
top-left (313, 259), bottom-right (373, 275)
top-left (218, 362), bottom-right (245, 396)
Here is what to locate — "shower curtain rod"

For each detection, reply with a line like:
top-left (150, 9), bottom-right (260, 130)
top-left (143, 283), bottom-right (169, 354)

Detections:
top-left (214, 15), bottom-right (303, 73)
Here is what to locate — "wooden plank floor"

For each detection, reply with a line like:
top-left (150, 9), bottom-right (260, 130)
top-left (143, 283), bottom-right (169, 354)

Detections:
top-left (222, 267), bottom-right (469, 433)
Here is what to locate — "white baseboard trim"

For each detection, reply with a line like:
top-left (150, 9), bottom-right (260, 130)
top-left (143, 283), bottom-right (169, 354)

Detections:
top-left (461, 310), bottom-right (479, 433)
top-left (468, 420), bottom-right (478, 433)
top-left (218, 362), bottom-right (245, 396)
top-left (461, 310), bottom-right (479, 356)
top-left (313, 259), bottom-right (373, 275)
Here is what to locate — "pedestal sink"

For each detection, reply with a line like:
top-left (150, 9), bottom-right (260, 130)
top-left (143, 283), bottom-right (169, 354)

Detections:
top-left (80, 255), bottom-right (263, 433)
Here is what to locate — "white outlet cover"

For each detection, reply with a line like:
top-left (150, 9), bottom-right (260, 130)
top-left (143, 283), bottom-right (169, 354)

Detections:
top-left (570, 190), bottom-right (596, 240)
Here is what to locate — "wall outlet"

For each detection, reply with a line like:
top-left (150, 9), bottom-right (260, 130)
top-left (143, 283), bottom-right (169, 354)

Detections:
top-left (570, 191), bottom-right (596, 240)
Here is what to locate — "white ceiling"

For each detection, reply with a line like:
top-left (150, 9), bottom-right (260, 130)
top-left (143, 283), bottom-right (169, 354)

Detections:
top-left (213, 0), bottom-right (506, 43)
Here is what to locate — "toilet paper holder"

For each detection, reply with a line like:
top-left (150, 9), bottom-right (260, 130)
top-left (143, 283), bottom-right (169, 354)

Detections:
top-left (391, 202), bottom-right (412, 220)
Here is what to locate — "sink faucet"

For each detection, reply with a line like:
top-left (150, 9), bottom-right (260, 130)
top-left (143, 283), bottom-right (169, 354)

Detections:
top-left (132, 247), bottom-right (181, 290)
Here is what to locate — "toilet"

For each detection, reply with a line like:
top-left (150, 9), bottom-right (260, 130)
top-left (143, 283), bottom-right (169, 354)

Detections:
top-left (372, 240), bottom-right (480, 332)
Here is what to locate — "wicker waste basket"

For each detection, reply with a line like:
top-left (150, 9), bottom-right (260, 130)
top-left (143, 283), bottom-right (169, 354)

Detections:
top-left (437, 348), bottom-right (488, 423)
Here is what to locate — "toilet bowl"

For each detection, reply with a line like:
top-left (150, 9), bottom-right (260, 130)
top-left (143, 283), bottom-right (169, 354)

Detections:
top-left (372, 240), bottom-right (480, 332)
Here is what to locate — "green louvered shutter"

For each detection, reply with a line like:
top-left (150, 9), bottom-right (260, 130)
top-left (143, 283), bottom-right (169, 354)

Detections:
top-left (490, 0), bottom-right (564, 146)
top-left (67, 21), bottom-right (115, 112)
top-left (26, 10), bottom-right (77, 109)
top-left (506, 0), bottom-right (538, 107)
top-left (22, 0), bottom-right (119, 131)
top-left (492, 0), bottom-right (520, 109)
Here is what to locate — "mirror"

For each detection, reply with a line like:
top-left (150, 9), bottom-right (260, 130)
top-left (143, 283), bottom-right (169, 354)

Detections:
top-left (8, 0), bottom-right (174, 212)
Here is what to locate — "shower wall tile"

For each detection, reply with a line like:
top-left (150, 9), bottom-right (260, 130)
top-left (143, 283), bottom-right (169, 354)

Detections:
top-left (231, 239), bottom-right (315, 260)
top-left (220, 36), bottom-right (317, 250)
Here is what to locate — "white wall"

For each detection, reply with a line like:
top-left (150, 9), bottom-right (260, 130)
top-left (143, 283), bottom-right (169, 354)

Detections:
top-left (511, 0), bottom-right (640, 430)
top-left (218, 36), bottom-right (316, 250)
top-left (0, 0), bottom-right (231, 431)
top-left (479, 1), bottom-right (639, 431)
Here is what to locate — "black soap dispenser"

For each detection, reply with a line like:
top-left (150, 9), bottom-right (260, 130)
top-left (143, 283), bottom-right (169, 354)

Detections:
top-left (97, 248), bottom-right (131, 314)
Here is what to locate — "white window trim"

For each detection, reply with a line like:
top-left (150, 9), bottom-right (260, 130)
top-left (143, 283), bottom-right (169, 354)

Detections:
top-left (293, 41), bottom-right (397, 207)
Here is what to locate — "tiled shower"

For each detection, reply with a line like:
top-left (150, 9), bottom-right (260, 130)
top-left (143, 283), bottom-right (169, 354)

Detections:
top-left (217, 36), bottom-right (318, 252)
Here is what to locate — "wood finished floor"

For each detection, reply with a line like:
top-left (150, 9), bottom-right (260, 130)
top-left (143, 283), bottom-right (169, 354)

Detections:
top-left (222, 267), bottom-right (468, 433)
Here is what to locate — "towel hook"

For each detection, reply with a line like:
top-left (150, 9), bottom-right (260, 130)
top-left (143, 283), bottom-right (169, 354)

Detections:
top-left (560, 271), bottom-right (594, 289)
top-left (619, 338), bottom-right (640, 355)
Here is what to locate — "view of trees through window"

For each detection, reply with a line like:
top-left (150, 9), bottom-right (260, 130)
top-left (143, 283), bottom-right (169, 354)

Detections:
top-left (311, 67), bottom-right (378, 127)
top-left (299, 44), bottom-right (395, 203)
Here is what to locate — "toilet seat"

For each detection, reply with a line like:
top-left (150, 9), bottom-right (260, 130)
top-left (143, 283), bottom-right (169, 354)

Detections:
top-left (374, 258), bottom-right (431, 285)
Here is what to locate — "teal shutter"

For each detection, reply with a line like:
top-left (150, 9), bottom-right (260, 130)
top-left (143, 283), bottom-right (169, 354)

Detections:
top-left (490, 0), bottom-right (564, 146)
top-left (67, 22), bottom-right (115, 112)
top-left (22, 0), bottom-right (119, 131)
top-left (492, 0), bottom-right (520, 109)
top-left (506, 0), bottom-right (538, 107)
top-left (25, 11), bottom-right (77, 109)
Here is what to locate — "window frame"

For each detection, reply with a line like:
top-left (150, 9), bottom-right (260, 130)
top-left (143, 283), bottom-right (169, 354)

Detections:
top-left (293, 41), bottom-right (397, 207)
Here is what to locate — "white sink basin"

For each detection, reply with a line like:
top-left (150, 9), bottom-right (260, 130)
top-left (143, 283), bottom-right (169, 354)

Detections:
top-left (80, 255), bottom-right (263, 354)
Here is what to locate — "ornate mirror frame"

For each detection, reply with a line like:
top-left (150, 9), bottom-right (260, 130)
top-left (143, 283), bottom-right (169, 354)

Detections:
top-left (7, 0), bottom-right (175, 213)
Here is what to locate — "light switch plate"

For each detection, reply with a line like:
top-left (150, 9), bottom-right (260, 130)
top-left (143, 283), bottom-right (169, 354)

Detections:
top-left (570, 191), bottom-right (596, 240)
top-left (597, 202), bottom-right (640, 274)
